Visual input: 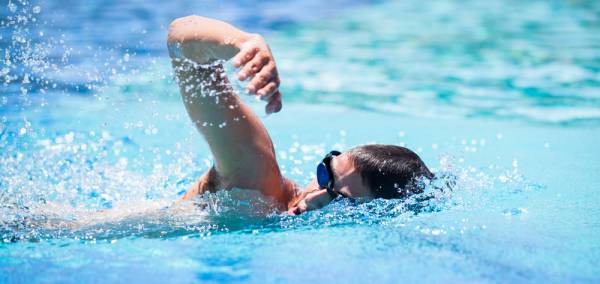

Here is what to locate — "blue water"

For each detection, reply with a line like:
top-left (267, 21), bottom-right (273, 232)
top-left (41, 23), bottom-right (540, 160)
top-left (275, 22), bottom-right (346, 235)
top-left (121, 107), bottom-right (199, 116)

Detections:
top-left (1, 0), bottom-right (600, 283)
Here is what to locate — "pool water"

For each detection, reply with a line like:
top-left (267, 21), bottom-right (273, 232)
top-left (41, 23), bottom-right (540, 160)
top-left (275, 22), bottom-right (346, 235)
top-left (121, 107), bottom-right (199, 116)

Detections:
top-left (1, 0), bottom-right (600, 283)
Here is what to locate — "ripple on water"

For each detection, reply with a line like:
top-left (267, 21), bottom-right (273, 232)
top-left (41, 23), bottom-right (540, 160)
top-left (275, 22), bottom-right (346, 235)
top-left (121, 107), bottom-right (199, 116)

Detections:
top-left (272, 0), bottom-right (600, 125)
top-left (1, 128), bottom-right (540, 243)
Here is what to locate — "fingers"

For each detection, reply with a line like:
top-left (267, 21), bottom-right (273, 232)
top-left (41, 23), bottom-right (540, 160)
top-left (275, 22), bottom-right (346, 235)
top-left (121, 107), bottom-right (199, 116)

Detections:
top-left (231, 38), bottom-right (281, 114)
top-left (257, 81), bottom-right (277, 98)
top-left (232, 45), bottom-right (259, 69)
top-left (265, 91), bottom-right (282, 114)
top-left (247, 63), bottom-right (276, 93)
top-left (238, 54), bottom-right (269, 81)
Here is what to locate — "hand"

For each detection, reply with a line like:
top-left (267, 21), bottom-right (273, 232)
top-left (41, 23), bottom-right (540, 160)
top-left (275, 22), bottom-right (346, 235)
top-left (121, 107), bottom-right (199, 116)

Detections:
top-left (232, 34), bottom-right (282, 114)
top-left (287, 188), bottom-right (333, 215)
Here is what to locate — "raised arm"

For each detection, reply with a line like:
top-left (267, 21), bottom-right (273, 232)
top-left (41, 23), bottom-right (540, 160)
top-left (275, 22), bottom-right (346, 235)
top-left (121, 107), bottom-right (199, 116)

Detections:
top-left (167, 16), bottom-right (291, 205)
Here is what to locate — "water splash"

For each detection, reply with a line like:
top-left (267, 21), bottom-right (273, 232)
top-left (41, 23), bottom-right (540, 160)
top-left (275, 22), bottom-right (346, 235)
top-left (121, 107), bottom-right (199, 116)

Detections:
top-left (0, 0), bottom-right (543, 246)
top-left (1, 128), bottom-right (540, 243)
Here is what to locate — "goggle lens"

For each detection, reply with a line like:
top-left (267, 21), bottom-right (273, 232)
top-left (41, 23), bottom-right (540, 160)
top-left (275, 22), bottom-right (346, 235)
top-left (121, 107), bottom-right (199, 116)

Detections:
top-left (316, 163), bottom-right (329, 188)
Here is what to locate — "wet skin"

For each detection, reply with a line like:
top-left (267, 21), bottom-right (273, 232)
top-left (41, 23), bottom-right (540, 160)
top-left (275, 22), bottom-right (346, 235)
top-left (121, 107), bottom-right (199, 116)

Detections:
top-left (168, 16), bottom-right (373, 214)
top-left (287, 152), bottom-right (374, 215)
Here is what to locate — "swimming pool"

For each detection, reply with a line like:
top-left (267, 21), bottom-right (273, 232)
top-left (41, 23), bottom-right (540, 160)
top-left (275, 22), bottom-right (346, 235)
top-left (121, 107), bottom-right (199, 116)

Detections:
top-left (1, 0), bottom-right (599, 283)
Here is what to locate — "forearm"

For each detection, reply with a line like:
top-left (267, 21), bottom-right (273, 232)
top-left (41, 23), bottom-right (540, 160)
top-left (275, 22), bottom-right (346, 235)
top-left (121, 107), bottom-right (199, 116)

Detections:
top-left (168, 15), bottom-right (263, 175)
top-left (172, 60), bottom-right (270, 185)
top-left (173, 62), bottom-right (285, 202)
top-left (168, 16), bottom-right (290, 205)
top-left (167, 15), bottom-right (253, 64)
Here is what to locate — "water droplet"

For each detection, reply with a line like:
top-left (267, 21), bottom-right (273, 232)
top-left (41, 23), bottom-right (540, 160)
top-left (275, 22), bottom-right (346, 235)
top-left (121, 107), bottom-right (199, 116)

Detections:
top-left (498, 175), bottom-right (509, 183)
top-left (64, 132), bottom-right (74, 143)
top-left (32, 5), bottom-right (41, 14)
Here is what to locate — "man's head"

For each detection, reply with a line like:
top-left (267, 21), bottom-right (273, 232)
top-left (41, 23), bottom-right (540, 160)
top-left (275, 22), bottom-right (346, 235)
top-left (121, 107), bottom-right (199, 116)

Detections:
top-left (348, 144), bottom-right (434, 198)
top-left (288, 144), bottom-right (433, 215)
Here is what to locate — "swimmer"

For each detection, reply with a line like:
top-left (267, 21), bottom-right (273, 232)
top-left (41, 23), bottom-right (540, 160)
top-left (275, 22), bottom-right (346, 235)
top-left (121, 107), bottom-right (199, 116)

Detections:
top-left (167, 16), bottom-right (433, 215)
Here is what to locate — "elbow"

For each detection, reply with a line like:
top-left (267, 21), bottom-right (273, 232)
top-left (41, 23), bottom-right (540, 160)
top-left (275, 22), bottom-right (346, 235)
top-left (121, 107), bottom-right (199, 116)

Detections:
top-left (167, 16), bottom-right (191, 60)
top-left (167, 16), bottom-right (235, 64)
top-left (167, 15), bottom-right (205, 44)
top-left (167, 15), bottom-right (207, 60)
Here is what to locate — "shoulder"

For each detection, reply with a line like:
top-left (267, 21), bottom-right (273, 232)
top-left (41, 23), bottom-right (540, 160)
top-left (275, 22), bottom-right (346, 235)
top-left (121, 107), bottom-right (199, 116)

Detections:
top-left (181, 166), bottom-right (220, 200)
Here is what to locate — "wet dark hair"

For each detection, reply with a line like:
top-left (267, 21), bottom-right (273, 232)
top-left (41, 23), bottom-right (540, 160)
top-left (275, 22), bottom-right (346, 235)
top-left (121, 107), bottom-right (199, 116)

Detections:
top-left (348, 144), bottom-right (433, 199)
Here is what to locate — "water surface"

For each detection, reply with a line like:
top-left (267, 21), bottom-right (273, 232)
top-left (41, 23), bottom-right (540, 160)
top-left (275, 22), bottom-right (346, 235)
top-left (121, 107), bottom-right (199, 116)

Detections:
top-left (1, 0), bottom-right (599, 283)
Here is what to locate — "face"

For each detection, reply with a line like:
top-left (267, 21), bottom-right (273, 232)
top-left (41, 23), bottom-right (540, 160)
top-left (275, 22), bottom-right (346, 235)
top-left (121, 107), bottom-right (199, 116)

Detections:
top-left (287, 152), bottom-right (373, 215)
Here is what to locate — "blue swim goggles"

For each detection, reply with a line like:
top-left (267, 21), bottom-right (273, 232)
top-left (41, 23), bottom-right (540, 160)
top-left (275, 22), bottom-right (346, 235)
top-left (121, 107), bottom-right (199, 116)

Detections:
top-left (316, 150), bottom-right (348, 199)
